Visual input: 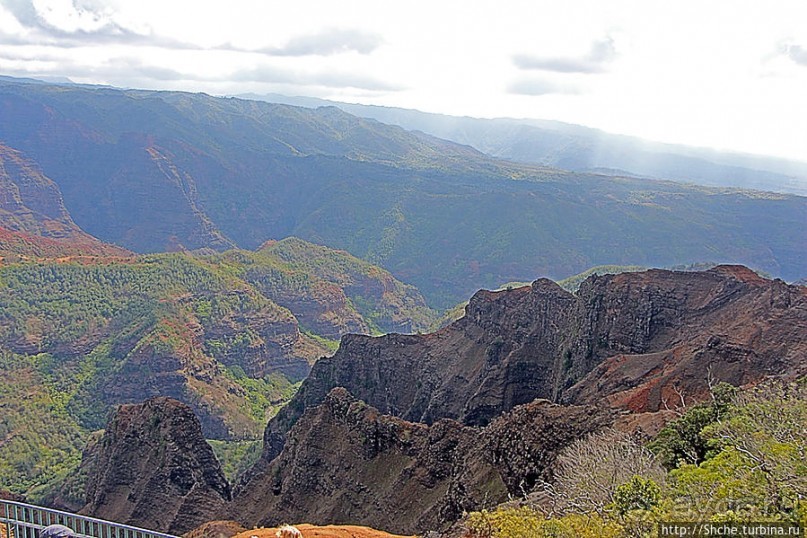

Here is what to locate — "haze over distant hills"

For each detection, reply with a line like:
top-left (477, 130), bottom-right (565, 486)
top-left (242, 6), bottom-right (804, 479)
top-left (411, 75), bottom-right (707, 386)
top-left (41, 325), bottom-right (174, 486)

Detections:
top-left (1, 76), bottom-right (806, 308)
top-left (1, 74), bottom-right (806, 537)
top-left (241, 93), bottom-right (807, 196)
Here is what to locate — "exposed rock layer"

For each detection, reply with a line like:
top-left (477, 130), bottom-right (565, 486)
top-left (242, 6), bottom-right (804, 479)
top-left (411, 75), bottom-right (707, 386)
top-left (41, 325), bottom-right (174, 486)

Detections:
top-left (261, 266), bottom-right (807, 459)
top-left (82, 267), bottom-right (807, 535)
top-left (234, 388), bottom-right (611, 535)
top-left (81, 398), bottom-right (232, 535)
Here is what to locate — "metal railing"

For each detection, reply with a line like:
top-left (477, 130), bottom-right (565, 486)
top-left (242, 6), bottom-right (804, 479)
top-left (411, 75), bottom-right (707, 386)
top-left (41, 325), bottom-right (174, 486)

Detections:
top-left (0, 501), bottom-right (177, 538)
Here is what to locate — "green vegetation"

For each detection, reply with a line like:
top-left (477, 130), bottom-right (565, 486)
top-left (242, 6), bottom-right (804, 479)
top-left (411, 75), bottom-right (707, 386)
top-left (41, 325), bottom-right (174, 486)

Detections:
top-left (0, 352), bottom-right (85, 503)
top-left (2, 79), bottom-right (806, 309)
top-left (207, 439), bottom-right (262, 484)
top-left (0, 253), bottom-right (236, 349)
top-left (0, 253), bottom-right (293, 428)
top-left (613, 476), bottom-right (661, 515)
top-left (430, 301), bottom-right (468, 331)
top-left (469, 508), bottom-right (623, 538)
top-left (0, 239), bottom-right (434, 500)
top-left (301, 330), bottom-right (340, 354)
top-left (556, 265), bottom-right (647, 293)
top-left (210, 237), bottom-right (436, 334)
top-left (467, 380), bottom-right (807, 538)
top-left (648, 383), bottom-right (737, 469)
top-left (223, 367), bottom-right (301, 423)
top-left (667, 383), bottom-right (806, 521)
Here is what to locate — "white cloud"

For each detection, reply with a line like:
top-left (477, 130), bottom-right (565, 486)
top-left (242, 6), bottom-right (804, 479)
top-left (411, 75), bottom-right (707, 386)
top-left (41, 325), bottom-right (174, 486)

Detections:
top-left (32, 0), bottom-right (115, 33)
top-left (0, 0), bottom-right (806, 162)
top-left (258, 28), bottom-right (383, 57)
top-left (4, 0), bottom-right (134, 36)
top-left (782, 43), bottom-right (807, 66)
top-left (508, 77), bottom-right (582, 96)
top-left (513, 37), bottom-right (617, 74)
top-left (227, 64), bottom-right (402, 91)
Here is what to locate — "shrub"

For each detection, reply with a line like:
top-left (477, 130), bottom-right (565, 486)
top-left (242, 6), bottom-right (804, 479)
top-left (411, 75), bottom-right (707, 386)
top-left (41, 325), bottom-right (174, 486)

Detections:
top-left (467, 507), bottom-right (624, 538)
top-left (547, 429), bottom-right (665, 515)
top-left (613, 475), bottom-right (661, 515)
top-left (648, 382), bottom-right (737, 469)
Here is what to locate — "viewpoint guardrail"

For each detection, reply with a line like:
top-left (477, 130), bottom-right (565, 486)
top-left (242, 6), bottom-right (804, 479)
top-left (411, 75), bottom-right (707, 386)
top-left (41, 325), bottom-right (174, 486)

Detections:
top-left (0, 500), bottom-right (177, 538)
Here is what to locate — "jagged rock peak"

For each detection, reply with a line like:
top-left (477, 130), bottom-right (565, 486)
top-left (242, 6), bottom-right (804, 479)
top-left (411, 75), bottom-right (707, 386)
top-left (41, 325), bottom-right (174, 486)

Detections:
top-left (233, 387), bottom-right (611, 535)
top-left (81, 397), bottom-right (231, 535)
top-left (261, 265), bottom-right (807, 463)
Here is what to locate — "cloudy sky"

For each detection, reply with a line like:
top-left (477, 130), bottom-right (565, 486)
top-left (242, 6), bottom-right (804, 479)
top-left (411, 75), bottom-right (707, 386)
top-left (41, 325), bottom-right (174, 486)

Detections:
top-left (1, 0), bottom-right (806, 162)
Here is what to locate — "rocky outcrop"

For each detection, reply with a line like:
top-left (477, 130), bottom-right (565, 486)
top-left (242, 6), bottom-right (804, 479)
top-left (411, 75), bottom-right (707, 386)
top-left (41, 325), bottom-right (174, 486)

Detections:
top-left (233, 388), bottom-right (611, 535)
top-left (260, 266), bottom-right (807, 459)
top-left (0, 143), bottom-right (80, 238)
top-left (81, 398), bottom-right (232, 535)
top-left (0, 144), bottom-right (129, 259)
top-left (563, 265), bottom-right (807, 410)
top-left (76, 266), bottom-right (807, 535)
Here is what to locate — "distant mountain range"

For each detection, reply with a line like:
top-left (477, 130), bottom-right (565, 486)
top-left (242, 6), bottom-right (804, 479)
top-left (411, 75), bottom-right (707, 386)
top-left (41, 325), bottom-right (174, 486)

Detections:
top-left (3, 76), bottom-right (805, 533)
top-left (241, 92), bottom-right (807, 196)
top-left (1, 76), bottom-right (806, 308)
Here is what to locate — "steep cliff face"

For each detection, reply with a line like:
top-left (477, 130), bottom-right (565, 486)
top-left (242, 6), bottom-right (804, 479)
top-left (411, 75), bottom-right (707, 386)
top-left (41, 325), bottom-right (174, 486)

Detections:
top-left (261, 266), bottom-right (807, 459)
top-left (234, 388), bottom-right (611, 535)
top-left (0, 143), bottom-right (79, 238)
top-left (81, 398), bottom-right (231, 535)
top-left (0, 144), bottom-right (129, 259)
top-left (564, 265), bottom-right (807, 411)
top-left (75, 266), bottom-right (806, 535)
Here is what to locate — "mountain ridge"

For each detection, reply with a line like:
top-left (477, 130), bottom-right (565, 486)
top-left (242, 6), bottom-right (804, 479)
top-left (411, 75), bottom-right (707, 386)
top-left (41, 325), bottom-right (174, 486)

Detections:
top-left (240, 92), bottom-right (807, 195)
top-left (45, 265), bottom-right (807, 535)
top-left (227, 265), bottom-right (806, 533)
top-left (255, 265), bottom-right (807, 461)
top-left (0, 237), bottom-right (435, 503)
top-left (1, 77), bottom-right (805, 308)
top-left (231, 387), bottom-right (613, 535)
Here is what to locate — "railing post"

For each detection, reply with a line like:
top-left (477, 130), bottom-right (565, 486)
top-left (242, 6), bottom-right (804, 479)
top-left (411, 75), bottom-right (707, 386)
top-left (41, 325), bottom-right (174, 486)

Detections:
top-left (2, 500), bottom-right (9, 538)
